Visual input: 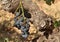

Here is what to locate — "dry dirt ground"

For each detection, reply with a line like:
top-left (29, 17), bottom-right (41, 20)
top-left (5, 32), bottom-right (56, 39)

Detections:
top-left (0, 0), bottom-right (60, 42)
top-left (32, 0), bottom-right (60, 42)
top-left (33, 0), bottom-right (60, 21)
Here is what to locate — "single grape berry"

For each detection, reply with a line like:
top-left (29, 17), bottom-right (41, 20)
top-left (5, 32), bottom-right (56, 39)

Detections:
top-left (21, 32), bottom-right (28, 38)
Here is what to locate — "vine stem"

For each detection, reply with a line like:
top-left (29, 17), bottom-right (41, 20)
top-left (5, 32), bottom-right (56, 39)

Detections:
top-left (15, 1), bottom-right (21, 13)
top-left (15, 0), bottom-right (26, 20)
top-left (20, 0), bottom-right (25, 19)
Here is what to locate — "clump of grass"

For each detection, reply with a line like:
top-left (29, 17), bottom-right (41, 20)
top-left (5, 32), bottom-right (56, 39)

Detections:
top-left (54, 20), bottom-right (60, 28)
top-left (44, 0), bottom-right (55, 5)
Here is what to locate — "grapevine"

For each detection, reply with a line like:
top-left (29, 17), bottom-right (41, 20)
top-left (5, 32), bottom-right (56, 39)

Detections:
top-left (14, 0), bottom-right (30, 38)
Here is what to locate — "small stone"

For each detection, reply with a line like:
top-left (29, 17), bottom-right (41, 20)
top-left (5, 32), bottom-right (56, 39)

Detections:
top-left (40, 20), bottom-right (46, 27)
top-left (29, 23), bottom-right (37, 34)
top-left (27, 34), bottom-right (37, 40)
top-left (0, 0), bottom-right (20, 11)
top-left (0, 10), bottom-right (15, 29)
top-left (13, 27), bottom-right (22, 34)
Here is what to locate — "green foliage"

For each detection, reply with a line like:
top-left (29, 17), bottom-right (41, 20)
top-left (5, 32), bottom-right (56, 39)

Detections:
top-left (54, 20), bottom-right (60, 28)
top-left (44, 0), bottom-right (55, 5)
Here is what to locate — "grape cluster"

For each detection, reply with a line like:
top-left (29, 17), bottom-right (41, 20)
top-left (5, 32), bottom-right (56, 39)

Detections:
top-left (14, 11), bottom-right (30, 38)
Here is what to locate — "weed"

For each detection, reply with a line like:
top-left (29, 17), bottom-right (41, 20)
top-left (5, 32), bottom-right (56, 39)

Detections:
top-left (54, 20), bottom-right (60, 28)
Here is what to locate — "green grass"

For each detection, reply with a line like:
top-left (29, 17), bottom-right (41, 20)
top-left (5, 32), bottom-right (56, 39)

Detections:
top-left (54, 20), bottom-right (60, 28)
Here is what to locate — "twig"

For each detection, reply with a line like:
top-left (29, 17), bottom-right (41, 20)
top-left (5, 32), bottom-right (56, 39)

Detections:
top-left (15, 0), bottom-right (26, 20)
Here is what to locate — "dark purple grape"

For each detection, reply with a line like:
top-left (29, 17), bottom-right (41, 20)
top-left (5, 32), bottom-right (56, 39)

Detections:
top-left (19, 22), bottom-right (23, 26)
top-left (19, 17), bottom-right (24, 22)
top-left (14, 17), bottom-right (23, 25)
top-left (14, 15), bottom-right (30, 38)
top-left (15, 20), bottom-right (20, 26)
top-left (21, 26), bottom-right (28, 32)
top-left (15, 9), bottom-right (21, 17)
top-left (26, 24), bottom-right (30, 28)
top-left (22, 32), bottom-right (28, 38)
top-left (15, 12), bottom-right (20, 17)
top-left (17, 25), bottom-right (20, 28)
top-left (14, 17), bottom-right (18, 22)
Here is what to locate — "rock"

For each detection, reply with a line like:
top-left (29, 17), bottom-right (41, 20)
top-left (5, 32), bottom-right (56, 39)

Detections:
top-left (0, 0), bottom-right (20, 12)
top-left (0, 10), bottom-right (15, 29)
top-left (27, 34), bottom-right (38, 40)
top-left (37, 36), bottom-right (47, 42)
top-left (29, 23), bottom-right (37, 34)
top-left (8, 27), bottom-right (22, 34)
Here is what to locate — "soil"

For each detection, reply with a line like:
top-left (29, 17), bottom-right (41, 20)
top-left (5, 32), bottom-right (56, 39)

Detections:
top-left (34, 0), bottom-right (60, 21)
top-left (0, 0), bottom-right (60, 42)
top-left (0, 0), bottom-right (20, 12)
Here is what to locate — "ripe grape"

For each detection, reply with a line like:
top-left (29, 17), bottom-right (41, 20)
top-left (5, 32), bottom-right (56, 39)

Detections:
top-left (14, 15), bottom-right (30, 38)
top-left (22, 32), bottom-right (28, 38)
top-left (15, 12), bottom-right (20, 17)
top-left (15, 9), bottom-right (21, 17)
top-left (14, 8), bottom-right (30, 38)
top-left (21, 26), bottom-right (28, 32)
top-left (26, 23), bottom-right (30, 28)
